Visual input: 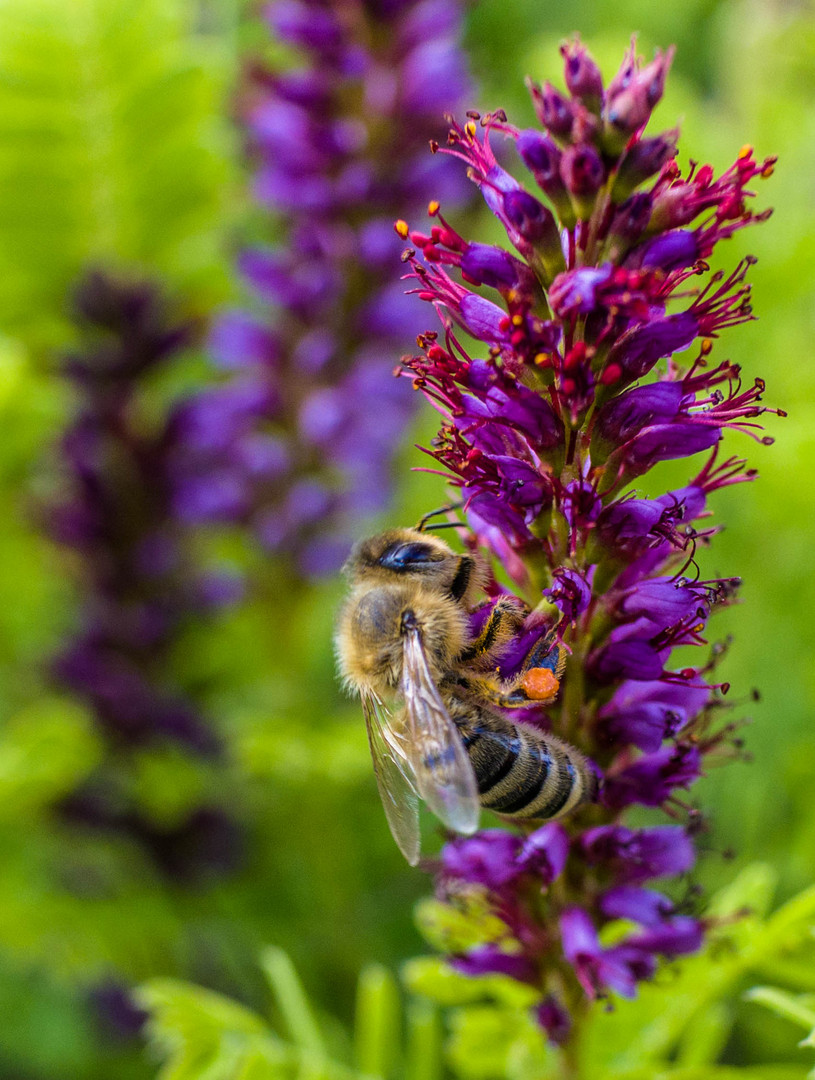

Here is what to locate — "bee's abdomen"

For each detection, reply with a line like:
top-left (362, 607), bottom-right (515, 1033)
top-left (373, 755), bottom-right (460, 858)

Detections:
top-left (461, 718), bottom-right (593, 820)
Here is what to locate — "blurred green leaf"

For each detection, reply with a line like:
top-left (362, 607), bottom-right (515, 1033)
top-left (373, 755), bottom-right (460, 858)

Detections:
top-left (674, 1001), bottom-right (733, 1068)
top-left (745, 987), bottom-right (815, 1035)
top-left (445, 1003), bottom-right (553, 1080)
top-left (0, 0), bottom-right (237, 348)
top-left (0, 695), bottom-right (100, 816)
top-left (354, 964), bottom-right (399, 1079)
top-left (261, 947), bottom-right (326, 1057)
top-left (403, 956), bottom-right (539, 1011)
top-left (404, 998), bottom-right (443, 1080)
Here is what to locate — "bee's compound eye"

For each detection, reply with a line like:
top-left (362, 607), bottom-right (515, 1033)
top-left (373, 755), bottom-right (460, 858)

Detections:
top-left (380, 541), bottom-right (438, 570)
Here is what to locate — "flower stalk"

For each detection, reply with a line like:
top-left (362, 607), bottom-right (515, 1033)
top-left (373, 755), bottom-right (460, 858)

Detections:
top-left (397, 38), bottom-right (780, 1056)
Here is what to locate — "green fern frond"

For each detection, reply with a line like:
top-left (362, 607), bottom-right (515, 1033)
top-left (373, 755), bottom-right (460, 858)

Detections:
top-left (138, 950), bottom-right (445, 1080)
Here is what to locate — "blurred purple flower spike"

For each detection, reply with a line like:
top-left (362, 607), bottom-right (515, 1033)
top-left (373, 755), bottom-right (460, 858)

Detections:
top-left (173, 0), bottom-right (473, 578)
top-left (48, 270), bottom-right (243, 881)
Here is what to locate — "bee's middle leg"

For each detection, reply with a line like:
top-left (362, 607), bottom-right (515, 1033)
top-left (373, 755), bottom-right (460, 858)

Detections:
top-left (462, 633), bottom-right (566, 708)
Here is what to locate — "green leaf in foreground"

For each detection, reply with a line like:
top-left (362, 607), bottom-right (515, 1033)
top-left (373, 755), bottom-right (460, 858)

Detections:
top-left (138, 948), bottom-right (444, 1080)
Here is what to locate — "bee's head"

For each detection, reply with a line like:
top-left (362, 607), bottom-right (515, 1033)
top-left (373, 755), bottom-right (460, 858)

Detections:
top-left (343, 528), bottom-right (479, 603)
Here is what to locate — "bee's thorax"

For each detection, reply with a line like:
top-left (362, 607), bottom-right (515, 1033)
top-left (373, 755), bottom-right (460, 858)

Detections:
top-left (335, 582), bottom-right (468, 697)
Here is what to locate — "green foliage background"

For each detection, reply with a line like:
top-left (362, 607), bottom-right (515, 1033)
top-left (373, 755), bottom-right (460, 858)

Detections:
top-left (0, 0), bottom-right (813, 1076)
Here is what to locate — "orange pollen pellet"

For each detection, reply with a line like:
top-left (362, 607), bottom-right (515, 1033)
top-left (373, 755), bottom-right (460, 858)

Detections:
top-left (521, 667), bottom-right (560, 702)
top-left (394, 219), bottom-right (409, 239)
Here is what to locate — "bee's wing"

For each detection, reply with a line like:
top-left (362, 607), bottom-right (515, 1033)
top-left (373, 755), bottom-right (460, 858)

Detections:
top-left (361, 690), bottom-right (421, 866)
top-left (401, 626), bottom-right (480, 836)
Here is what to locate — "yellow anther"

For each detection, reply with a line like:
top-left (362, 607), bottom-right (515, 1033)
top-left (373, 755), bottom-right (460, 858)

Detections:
top-left (533, 352), bottom-right (549, 366)
top-left (512, 314), bottom-right (523, 327)
top-left (394, 219), bottom-right (409, 239)
top-left (738, 144), bottom-right (753, 159)
top-left (465, 120), bottom-right (477, 139)
top-left (428, 200), bottom-right (440, 216)
top-left (700, 338), bottom-right (713, 355)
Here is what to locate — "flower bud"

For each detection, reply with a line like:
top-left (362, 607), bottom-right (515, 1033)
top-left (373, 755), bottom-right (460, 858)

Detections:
top-left (460, 242), bottom-right (523, 289)
top-left (560, 143), bottom-right (605, 217)
top-left (612, 129), bottom-right (678, 200)
top-left (503, 188), bottom-right (557, 244)
top-left (502, 189), bottom-right (565, 278)
top-left (528, 79), bottom-right (574, 138)
top-left (515, 129), bottom-right (575, 226)
top-left (561, 38), bottom-right (604, 108)
top-left (606, 192), bottom-right (652, 261)
top-left (639, 229), bottom-right (700, 272)
top-left (603, 48), bottom-right (674, 155)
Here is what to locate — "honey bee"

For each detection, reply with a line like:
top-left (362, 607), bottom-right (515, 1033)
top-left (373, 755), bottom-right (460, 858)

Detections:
top-left (335, 523), bottom-right (597, 864)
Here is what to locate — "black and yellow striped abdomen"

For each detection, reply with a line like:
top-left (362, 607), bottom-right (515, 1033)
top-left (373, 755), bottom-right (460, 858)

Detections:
top-left (458, 711), bottom-right (595, 821)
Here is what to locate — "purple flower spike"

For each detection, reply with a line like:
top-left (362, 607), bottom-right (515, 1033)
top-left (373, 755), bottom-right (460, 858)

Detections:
top-left (599, 679), bottom-right (710, 752)
top-left (390, 38), bottom-right (777, 1046)
top-left (603, 744), bottom-right (703, 809)
top-left (629, 916), bottom-right (704, 957)
top-left (544, 568), bottom-right (593, 623)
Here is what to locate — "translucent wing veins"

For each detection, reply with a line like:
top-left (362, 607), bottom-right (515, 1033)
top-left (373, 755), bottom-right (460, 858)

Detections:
top-left (401, 623), bottom-right (480, 836)
top-left (361, 689), bottom-right (420, 865)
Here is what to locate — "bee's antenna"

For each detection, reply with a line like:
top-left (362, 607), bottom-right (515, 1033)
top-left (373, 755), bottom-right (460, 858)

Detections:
top-left (416, 501), bottom-right (465, 532)
top-left (424, 520), bottom-right (469, 532)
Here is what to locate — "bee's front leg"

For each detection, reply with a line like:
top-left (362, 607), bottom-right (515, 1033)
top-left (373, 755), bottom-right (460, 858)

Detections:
top-left (458, 597), bottom-right (528, 666)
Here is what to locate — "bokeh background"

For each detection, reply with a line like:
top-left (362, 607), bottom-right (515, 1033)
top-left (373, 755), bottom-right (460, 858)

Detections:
top-left (0, 0), bottom-right (813, 1076)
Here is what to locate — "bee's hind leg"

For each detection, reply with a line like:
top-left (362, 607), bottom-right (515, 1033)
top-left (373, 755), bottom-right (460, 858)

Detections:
top-left (519, 633), bottom-right (566, 679)
top-left (515, 633), bottom-right (566, 703)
